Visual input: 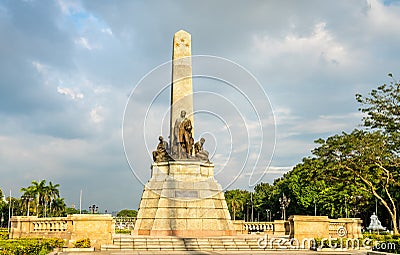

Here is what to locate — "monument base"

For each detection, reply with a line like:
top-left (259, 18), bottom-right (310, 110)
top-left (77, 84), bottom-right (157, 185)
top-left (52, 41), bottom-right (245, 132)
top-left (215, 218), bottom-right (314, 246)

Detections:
top-left (133, 161), bottom-right (236, 236)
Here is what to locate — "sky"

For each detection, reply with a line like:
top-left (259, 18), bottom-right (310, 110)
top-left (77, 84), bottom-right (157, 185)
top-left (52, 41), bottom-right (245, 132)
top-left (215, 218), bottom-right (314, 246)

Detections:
top-left (1, 0), bottom-right (400, 213)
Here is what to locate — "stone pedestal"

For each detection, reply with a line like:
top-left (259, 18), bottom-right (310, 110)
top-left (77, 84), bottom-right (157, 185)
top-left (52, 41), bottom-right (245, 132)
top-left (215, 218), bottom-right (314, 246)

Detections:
top-left (289, 215), bottom-right (330, 240)
top-left (288, 215), bottom-right (363, 240)
top-left (273, 220), bottom-right (290, 237)
top-left (335, 218), bottom-right (363, 238)
top-left (133, 161), bottom-right (236, 236)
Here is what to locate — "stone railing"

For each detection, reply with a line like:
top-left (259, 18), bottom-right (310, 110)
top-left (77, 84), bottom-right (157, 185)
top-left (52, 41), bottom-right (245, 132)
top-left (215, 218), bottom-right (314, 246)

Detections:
top-left (32, 219), bottom-right (68, 232)
top-left (114, 217), bottom-right (136, 230)
top-left (233, 220), bottom-right (278, 234)
top-left (244, 222), bottom-right (274, 233)
top-left (234, 216), bottom-right (362, 240)
top-left (9, 214), bottom-right (114, 249)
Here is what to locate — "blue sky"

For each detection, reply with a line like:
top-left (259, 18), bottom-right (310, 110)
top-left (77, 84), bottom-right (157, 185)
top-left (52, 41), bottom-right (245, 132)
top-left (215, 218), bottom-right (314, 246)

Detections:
top-left (1, 0), bottom-right (400, 212)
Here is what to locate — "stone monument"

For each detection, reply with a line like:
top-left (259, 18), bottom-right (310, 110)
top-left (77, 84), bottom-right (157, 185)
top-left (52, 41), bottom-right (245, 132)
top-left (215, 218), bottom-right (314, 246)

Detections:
top-left (133, 30), bottom-right (236, 236)
top-left (367, 212), bottom-right (386, 232)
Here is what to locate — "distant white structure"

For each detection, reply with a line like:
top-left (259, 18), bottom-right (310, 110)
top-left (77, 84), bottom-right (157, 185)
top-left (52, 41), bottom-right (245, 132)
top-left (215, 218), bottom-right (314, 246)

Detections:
top-left (367, 212), bottom-right (386, 232)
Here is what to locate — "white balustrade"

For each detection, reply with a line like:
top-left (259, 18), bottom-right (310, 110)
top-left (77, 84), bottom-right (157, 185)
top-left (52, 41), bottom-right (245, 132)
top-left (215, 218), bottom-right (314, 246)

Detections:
top-left (243, 222), bottom-right (274, 233)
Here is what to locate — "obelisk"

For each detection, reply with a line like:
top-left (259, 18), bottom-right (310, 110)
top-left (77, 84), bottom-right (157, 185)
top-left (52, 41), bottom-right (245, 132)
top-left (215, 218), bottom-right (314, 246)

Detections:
top-left (133, 30), bottom-right (236, 237)
top-left (170, 30), bottom-right (194, 156)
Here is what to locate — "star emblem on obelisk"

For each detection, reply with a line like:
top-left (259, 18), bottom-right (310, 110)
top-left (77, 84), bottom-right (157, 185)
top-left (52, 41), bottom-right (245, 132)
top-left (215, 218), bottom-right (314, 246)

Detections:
top-left (175, 37), bottom-right (190, 48)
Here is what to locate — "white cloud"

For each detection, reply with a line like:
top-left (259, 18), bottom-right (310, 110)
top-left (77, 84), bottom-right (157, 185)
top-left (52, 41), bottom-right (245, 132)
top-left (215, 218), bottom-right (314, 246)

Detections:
top-left (266, 166), bottom-right (293, 174)
top-left (57, 0), bottom-right (83, 15)
top-left (244, 166), bottom-right (293, 176)
top-left (289, 112), bottom-right (362, 135)
top-left (90, 105), bottom-right (104, 123)
top-left (75, 37), bottom-right (99, 50)
top-left (273, 106), bottom-right (300, 126)
top-left (273, 103), bottom-right (362, 138)
top-left (367, 0), bottom-right (400, 36)
top-left (93, 86), bottom-right (111, 94)
top-left (101, 28), bottom-right (113, 36)
top-left (31, 61), bottom-right (47, 74)
top-left (274, 138), bottom-right (315, 159)
top-left (57, 87), bottom-right (84, 100)
top-left (252, 22), bottom-right (347, 67)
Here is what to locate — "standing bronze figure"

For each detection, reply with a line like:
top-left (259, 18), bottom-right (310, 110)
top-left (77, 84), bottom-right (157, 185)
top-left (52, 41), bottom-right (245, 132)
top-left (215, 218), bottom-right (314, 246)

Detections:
top-left (173, 110), bottom-right (193, 159)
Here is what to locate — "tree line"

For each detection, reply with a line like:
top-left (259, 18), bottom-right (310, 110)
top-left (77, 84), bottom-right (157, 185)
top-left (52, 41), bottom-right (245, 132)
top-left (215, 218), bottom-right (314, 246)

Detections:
top-left (225, 74), bottom-right (400, 234)
top-left (0, 180), bottom-right (137, 227)
top-left (0, 180), bottom-right (70, 226)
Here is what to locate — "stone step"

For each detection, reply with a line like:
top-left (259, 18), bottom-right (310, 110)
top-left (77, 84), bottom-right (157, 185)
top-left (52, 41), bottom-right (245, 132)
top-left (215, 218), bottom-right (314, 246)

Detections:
top-left (103, 235), bottom-right (299, 251)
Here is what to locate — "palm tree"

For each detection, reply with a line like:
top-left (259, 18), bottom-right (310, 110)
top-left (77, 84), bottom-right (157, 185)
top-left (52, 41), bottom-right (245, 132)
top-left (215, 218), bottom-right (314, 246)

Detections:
top-left (30, 180), bottom-right (47, 216)
top-left (20, 180), bottom-right (65, 217)
top-left (51, 198), bottom-right (66, 216)
top-left (231, 199), bottom-right (244, 221)
top-left (42, 186), bottom-right (51, 217)
top-left (20, 186), bottom-right (35, 216)
top-left (47, 182), bottom-right (60, 216)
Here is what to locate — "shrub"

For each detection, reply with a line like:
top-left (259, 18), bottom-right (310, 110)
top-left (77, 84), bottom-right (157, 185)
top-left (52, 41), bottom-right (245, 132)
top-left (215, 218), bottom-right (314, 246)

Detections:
top-left (42, 238), bottom-right (64, 249)
top-left (115, 229), bottom-right (131, 234)
top-left (0, 230), bottom-right (8, 240)
top-left (363, 233), bottom-right (400, 254)
top-left (0, 238), bottom-right (64, 255)
top-left (73, 238), bottom-right (91, 248)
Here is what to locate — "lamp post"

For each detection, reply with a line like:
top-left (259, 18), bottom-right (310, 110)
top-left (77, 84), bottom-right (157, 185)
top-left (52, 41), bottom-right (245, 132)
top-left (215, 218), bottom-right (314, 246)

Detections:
top-left (1, 212), bottom-right (3, 228)
top-left (279, 193), bottom-right (290, 220)
top-left (266, 209), bottom-right (271, 222)
top-left (246, 202), bottom-right (249, 222)
top-left (89, 205), bottom-right (98, 214)
top-left (351, 195), bottom-right (363, 217)
top-left (251, 193), bottom-right (254, 222)
top-left (8, 192), bottom-right (11, 232)
top-left (314, 196), bottom-right (317, 216)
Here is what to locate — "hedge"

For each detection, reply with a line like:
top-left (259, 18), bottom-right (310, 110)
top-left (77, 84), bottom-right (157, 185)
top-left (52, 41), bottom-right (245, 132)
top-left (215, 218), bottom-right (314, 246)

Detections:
top-left (0, 238), bottom-right (64, 255)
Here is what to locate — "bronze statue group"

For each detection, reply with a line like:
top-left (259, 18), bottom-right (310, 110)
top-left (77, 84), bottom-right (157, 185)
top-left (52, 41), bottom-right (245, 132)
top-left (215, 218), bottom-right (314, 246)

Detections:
top-left (153, 110), bottom-right (209, 163)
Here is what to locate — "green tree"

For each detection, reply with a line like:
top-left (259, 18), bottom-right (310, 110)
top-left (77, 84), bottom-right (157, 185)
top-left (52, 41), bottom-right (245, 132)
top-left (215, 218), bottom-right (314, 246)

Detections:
top-left (225, 189), bottom-right (251, 221)
top-left (66, 207), bottom-right (80, 215)
top-left (355, 74), bottom-right (400, 230)
top-left (253, 183), bottom-right (275, 221)
top-left (117, 209), bottom-right (137, 218)
top-left (356, 73), bottom-right (400, 151)
top-left (5, 196), bottom-right (23, 219)
top-left (30, 180), bottom-right (47, 216)
top-left (51, 198), bottom-right (66, 216)
top-left (20, 180), bottom-right (63, 217)
top-left (20, 186), bottom-right (35, 216)
top-left (46, 181), bottom-right (60, 216)
top-left (313, 129), bottom-right (399, 233)
top-left (222, 75), bottom-right (400, 229)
